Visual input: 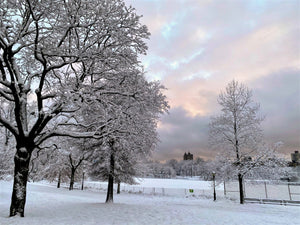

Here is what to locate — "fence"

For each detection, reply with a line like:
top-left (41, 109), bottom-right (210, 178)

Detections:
top-left (223, 180), bottom-right (300, 203)
top-left (83, 181), bottom-right (218, 198)
top-left (75, 180), bottom-right (300, 204)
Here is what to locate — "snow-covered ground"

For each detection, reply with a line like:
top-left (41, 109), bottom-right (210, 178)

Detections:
top-left (85, 178), bottom-right (223, 198)
top-left (0, 180), bottom-right (299, 225)
top-left (85, 178), bottom-right (300, 201)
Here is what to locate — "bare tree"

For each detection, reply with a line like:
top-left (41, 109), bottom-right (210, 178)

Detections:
top-left (209, 80), bottom-right (264, 204)
top-left (0, 0), bottom-right (149, 217)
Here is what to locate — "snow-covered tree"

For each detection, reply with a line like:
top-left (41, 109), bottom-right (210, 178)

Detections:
top-left (209, 80), bottom-right (264, 204)
top-left (243, 142), bottom-right (289, 180)
top-left (0, 0), bottom-right (149, 217)
top-left (88, 72), bottom-right (169, 203)
top-left (213, 142), bottom-right (289, 181)
top-left (29, 143), bottom-right (70, 185)
top-left (145, 161), bottom-right (176, 178)
top-left (29, 137), bottom-right (88, 190)
top-left (66, 139), bottom-right (88, 190)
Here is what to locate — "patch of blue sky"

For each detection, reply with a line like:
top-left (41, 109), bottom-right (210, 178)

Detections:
top-left (170, 61), bottom-right (179, 70)
top-left (145, 71), bottom-right (166, 81)
top-left (182, 49), bottom-right (204, 64)
top-left (161, 10), bottom-right (188, 40)
top-left (245, 20), bottom-right (257, 29)
top-left (161, 21), bottom-right (178, 39)
top-left (142, 55), bottom-right (168, 68)
top-left (182, 71), bottom-right (212, 81)
top-left (142, 60), bottom-right (150, 70)
top-left (247, 0), bottom-right (268, 15)
top-left (169, 49), bottom-right (204, 70)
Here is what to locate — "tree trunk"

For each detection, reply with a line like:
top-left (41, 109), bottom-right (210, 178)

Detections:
top-left (69, 168), bottom-right (75, 190)
top-left (117, 182), bottom-right (120, 194)
top-left (238, 173), bottom-right (244, 204)
top-left (9, 147), bottom-right (31, 217)
top-left (106, 174), bottom-right (114, 203)
top-left (57, 171), bottom-right (61, 188)
top-left (81, 172), bottom-right (85, 190)
top-left (106, 153), bottom-right (115, 203)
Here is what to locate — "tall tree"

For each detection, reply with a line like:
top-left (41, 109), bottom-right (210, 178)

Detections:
top-left (0, 0), bottom-right (149, 216)
top-left (209, 80), bottom-right (264, 204)
top-left (88, 72), bottom-right (169, 203)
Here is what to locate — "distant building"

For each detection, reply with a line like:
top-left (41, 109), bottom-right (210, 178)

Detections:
top-left (183, 152), bottom-right (193, 160)
top-left (291, 151), bottom-right (300, 165)
top-left (288, 150), bottom-right (300, 182)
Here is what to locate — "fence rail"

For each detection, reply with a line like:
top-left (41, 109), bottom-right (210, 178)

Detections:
top-left (71, 180), bottom-right (300, 205)
top-left (83, 182), bottom-right (218, 198)
top-left (223, 180), bottom-right (300, 202)
top-left (244, 197), bottom-right (300, 206)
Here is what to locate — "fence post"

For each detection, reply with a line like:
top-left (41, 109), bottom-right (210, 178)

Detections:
top-left (224, 181), bottom-right (226, 196)
top-left (264, 182), bottom-right (268, 199)
top-left (162, 188), bottom-right (165, 196)
top-left (288, 183), bottom-right (292, 201)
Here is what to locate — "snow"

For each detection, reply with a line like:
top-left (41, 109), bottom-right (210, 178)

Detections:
top-left (84, 178), bottom-right (300, 201)
top-left (1, 180), bottom-right (299, 225)
top-left (85, 178), bottom-right (223, 197)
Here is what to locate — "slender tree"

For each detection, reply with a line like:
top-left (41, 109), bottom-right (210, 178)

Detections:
top-left (209, 80), bottom-right (264, 204)
top-left (29, 143), bottom-right (70, 184)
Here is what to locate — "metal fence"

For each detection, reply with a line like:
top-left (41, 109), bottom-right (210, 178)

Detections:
top-left (223, 180), bottom-right (300, 203)
top-left (75, 180), bottom-right (300, 204)
top-left (82, 182), bottom-right (217, 198)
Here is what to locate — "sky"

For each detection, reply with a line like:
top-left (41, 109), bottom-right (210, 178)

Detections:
top-left (124, 0), bottom-right (300, 161)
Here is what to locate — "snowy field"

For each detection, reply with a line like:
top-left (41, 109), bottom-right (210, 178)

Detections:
top-left (85, 178), bottom-right (300, 201)
top-left (85, 178), bottom-right (224, 198)
top-left (1, 180), bottom-right (299, 225)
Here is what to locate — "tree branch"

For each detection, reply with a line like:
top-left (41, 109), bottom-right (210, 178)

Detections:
top-left (0, 115), bottom-right (18, 137)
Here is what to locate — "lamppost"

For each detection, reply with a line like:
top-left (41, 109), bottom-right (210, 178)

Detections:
top-left (212, 171), bottom-right (216, 201)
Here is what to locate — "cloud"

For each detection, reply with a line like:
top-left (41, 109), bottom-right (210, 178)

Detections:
top-left (154, 107), bottom-right (213, 161)
top-left (124, 0), bottom-right (300, 160)
top-left (251, 70), bottom-right (300, 153)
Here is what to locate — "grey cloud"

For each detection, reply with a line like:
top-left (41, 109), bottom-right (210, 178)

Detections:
top-left (154, 107), bottom-right (215, 161)
top-left (251, 70), bottom-right (300, 154)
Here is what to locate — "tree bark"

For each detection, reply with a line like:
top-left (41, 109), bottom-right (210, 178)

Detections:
top-left (238, 173), bottom-right (244, 204)
top-left (69, 168), bottom-right (75, 190)
top-left (9, 147), bottom-right (31, 217)
top-left (117, 182), bottom-right (120, 194)
top-left (57, 171), bottom-right (61, 188)
top-left (81, 172), bottom-right (85, 190)
top-left (106, 153), bottom-right (115, 203)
